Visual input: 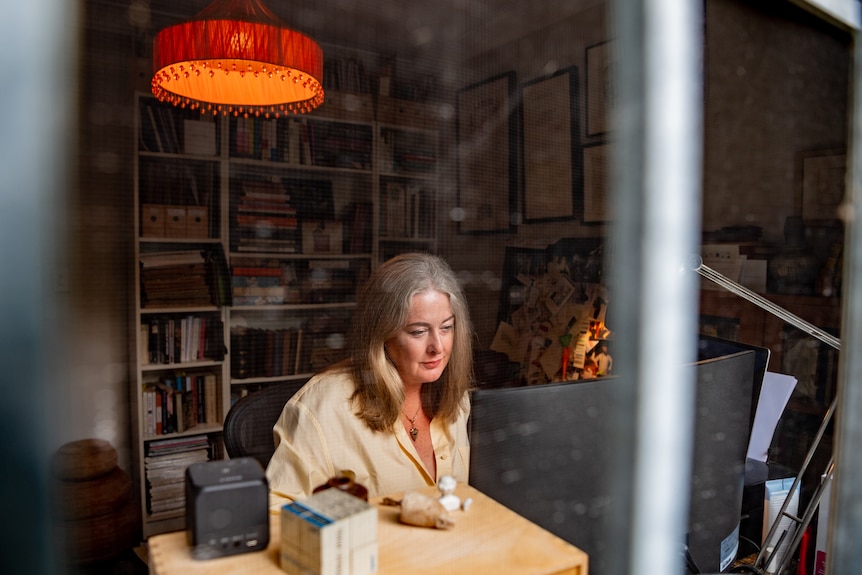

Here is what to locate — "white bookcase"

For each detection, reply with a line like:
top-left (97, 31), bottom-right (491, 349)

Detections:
top-left (130, 91), bottom-right (439, 537)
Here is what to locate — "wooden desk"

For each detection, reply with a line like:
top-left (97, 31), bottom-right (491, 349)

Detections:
top-left (148, 484), bottom-right (588, 575)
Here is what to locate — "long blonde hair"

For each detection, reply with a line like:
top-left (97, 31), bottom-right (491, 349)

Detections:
top-left (346, 253), bottom-right (474, 431)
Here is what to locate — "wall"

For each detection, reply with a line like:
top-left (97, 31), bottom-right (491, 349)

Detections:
top-left (703, 0), bottom-right (850, 242)
top-left (439, 0), bottom-right (850, 347)
top-left (56, 0), bottom-right (137, 469)
top-left (438, 5), bottom-right (609, 347)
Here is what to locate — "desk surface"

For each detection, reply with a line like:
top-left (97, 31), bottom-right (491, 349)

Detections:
top-left (148, 484), bottom-right (587, 575)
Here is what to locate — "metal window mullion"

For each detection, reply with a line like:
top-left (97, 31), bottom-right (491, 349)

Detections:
top-left (608, 1), bottom-right (704, 574)
top-left (826, 24), bottom-right (862, 575)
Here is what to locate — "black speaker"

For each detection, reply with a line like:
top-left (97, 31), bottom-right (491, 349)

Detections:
top-left (185, 457), bottom-right (269, 559)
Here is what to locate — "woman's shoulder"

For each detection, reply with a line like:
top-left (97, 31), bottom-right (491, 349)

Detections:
top-left (291, 367), bottom-right (356, 407)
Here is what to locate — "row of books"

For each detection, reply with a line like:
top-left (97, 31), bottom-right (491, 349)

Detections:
top-left (323, 56), bottom-right (373, 95)
top-left (230, 117), bottom-right (373, 169)
top-left (139, 247), bottom-right (230, 309)
top-left (231, 326), bottom-right (313, 379)
top-left (231, 326), bottom-right (346, 379)
top-left (142, 372), bottom-right (219, 437)
top-left (231, 259), bottom-right (366, 306)
top-left (379, 128), bottom-right (437, 174)
top-left (379, 181), bottom-right (435, 239)
top-left (140, 315), bottom-right (224, 365)
top-left (144, 435), bottom-right (213, 516)
top-left (138, 160), bottom-right (212, 210)
top-left (140, 101), bottom-right (218, 156)
top-left (231, 262), bottom-right (297, 306)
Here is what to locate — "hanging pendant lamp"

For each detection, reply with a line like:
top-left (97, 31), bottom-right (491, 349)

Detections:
top-left (151, 0), bottom-right (324, 117)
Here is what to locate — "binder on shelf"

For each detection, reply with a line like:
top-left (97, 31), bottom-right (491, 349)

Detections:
top-left (183, 119), bottom-right (217, 156)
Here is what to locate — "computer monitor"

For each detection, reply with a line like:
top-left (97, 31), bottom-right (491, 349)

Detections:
top-left (696, 333), bottom-right (771, 435)
top-left (685, 350), bottom-right (755, 572)
top-left (469, 348), bottom-right (756, 575)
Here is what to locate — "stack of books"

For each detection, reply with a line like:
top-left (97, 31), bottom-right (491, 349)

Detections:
top-left (140, 250), bottom-right (213, 308)
top-left (235, 180), bottom-right (300, 254)
top-left (144, 435), bottom-right (211, 515)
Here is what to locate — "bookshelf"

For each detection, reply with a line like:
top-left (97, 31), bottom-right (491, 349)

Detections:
top-left (131, 91), bottom-right (440, 537)
top-left (376, 124), bottom-right (438, 263)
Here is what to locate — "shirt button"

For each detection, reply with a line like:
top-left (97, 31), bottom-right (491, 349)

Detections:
top-left (440, 454), bottom-right (448, 460)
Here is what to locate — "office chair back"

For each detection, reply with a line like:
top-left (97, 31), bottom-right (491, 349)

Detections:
top-left (223, 380), bottom-right (306, 469)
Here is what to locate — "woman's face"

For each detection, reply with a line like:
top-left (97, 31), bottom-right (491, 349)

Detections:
top-left (385, 289), bottom-right (455, 389)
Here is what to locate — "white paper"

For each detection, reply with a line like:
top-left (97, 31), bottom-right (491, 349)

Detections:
top-left (741, 259), bottom-right (768, 293)
top-left (747, 372), bottom-right (797, 462)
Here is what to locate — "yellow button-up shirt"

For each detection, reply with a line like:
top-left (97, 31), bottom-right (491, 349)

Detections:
top-left (266, 370), bottom-right (470, 506)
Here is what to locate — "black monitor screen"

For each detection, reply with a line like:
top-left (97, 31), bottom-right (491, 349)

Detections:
top-left (696, 333), bottom-right (770, 434)
top-left (469, 349), bottom-right (755, 574)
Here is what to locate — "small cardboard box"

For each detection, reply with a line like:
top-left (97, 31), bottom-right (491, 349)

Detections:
top-left (186, 206), bottom-right (209, 239)
top-left (164, 206), bottom-right (187, 238)
top-left (141, 204), bottom-right (165, 238)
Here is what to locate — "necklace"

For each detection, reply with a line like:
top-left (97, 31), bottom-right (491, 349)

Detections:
top-left (403, 405), bottom-right (421, 442)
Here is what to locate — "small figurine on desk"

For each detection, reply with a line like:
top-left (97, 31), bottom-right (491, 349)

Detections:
top-left (437, 475), bottom-right (460, 511)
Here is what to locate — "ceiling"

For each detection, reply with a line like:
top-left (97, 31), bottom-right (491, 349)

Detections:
top-left (135, 0), bottom-right (603, 65)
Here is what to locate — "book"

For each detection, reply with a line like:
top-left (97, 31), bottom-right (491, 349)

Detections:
top-left (146, 106), bottom-right (164, 152)
top-left (139, 250), bottom-right (205, 268)
top-left (204, 374), bottom-right (218, 424)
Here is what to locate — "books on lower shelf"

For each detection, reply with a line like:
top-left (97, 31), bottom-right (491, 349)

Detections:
top-left (230, 311), bottom-right (351, 379)
top-left (141, 314), bottom-right (225, 365)
top-left (142, 372), bottom-right (220, 437)
top-left (230, 326), bottom-right (310, 379)
top-left (144, 434), bottom-right (213, 516)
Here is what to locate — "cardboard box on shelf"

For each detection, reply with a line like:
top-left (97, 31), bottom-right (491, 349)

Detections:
top-left (165, 206), bottom-right (188, 238)
top-left (141, 204), bottom-right (166, 238)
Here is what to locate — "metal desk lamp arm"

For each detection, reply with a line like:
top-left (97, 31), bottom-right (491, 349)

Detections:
top-left (688, 256), bottom-right (838, 574)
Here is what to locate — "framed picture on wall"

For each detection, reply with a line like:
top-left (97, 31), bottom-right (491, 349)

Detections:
top-left (520, 66), bottom-right (580, 223)
top-left (456, 72), bottom-right (518, 233)
top-left (796, 149), bottom-right (846, 222)
top-left (586, 40), bottom-right (615, 137)
top-left (582, 142), bottom-right (609, 222)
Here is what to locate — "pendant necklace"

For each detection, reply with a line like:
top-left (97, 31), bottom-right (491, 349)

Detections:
top-left (404, 405), bottom-right (421, 442)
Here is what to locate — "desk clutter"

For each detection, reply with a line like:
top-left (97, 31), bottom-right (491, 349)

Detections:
top-left (280, 475), bottom-right (469, 575)
top-left (161, 472), bottom-right (588, 575)
top-left (149, 481), bottom-right (587, 575)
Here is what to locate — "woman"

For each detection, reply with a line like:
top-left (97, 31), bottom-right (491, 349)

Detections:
top-left (266, 253), bottom-right (474, 503)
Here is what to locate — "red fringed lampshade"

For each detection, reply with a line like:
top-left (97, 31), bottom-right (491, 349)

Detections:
top-left (151, 0), bottom-right (324, 117)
